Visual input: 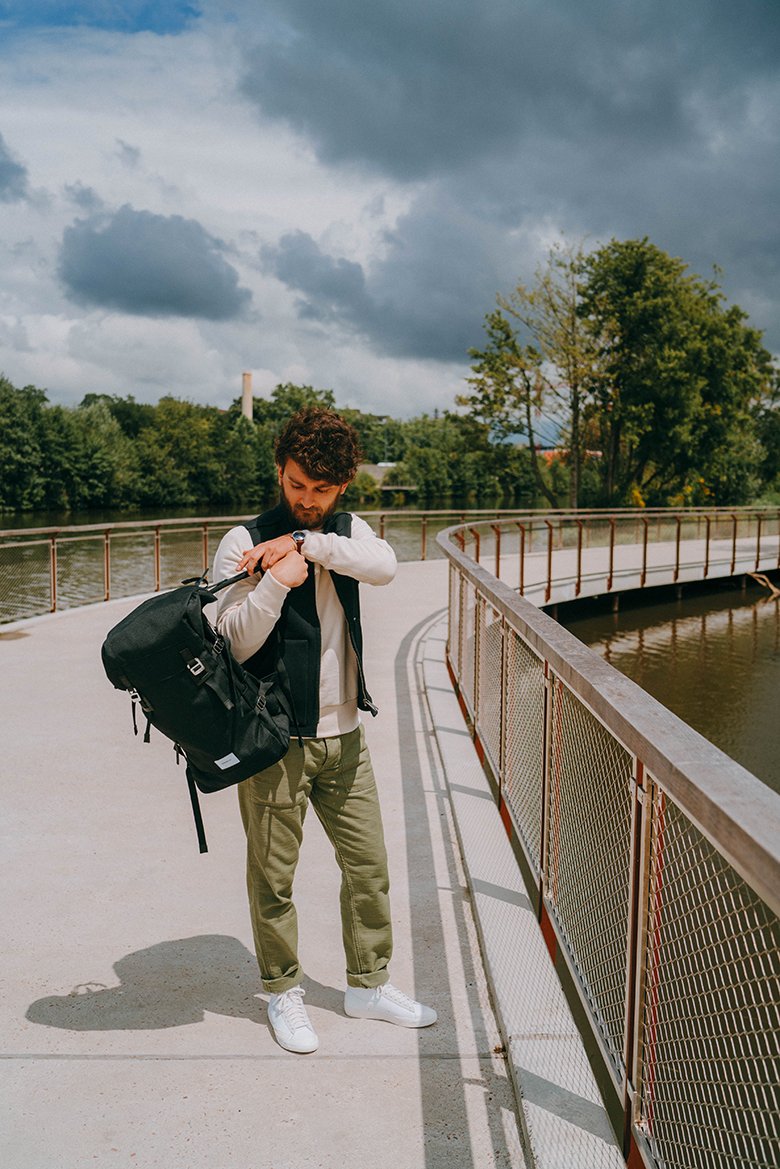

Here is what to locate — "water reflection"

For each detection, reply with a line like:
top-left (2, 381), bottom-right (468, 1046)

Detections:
top-left (563, 588), bottom-right (780, 793)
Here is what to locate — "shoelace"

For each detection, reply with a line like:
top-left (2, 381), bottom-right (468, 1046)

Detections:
top-left (279, 987), bottom-right (310, 1030)
top-left (381, 984), bottom-right (417, 1011)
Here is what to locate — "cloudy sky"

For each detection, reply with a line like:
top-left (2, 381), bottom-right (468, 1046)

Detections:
top-left (0, 0), bottom-right (778, 417)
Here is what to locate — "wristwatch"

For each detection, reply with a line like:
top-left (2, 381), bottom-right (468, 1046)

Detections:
top-left (291, 530), bottom-right (307, 554)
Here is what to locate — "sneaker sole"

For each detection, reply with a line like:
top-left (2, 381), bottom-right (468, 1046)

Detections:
top-left (344, 1005), bottom-right (437, 1028)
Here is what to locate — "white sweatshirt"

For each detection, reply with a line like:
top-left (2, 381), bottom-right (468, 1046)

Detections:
top-left (211, 514), bottom-right (397, 738)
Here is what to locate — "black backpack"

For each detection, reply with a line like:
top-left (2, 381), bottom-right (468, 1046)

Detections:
top-left (101, 570), bottom-right (295, 853)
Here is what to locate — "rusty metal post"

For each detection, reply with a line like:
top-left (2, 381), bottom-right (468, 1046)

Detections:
top-left (545, 519), bottom-right (554, 603)
top-left (607, 517), bottom-right (616, 591)
top-left (640, 517), bottom-right (649, 588)
top-left (755, 514), bottom-right (762, 572)
top-left (104, 530), bottom-right (111, 601)
top-left (154, 526), bottom-right (161, 592)
top-left (492, 523), bottom-right (502, 579)
top-left (421, 515), bottom-right (428, 561)
top-left (379, 513), bottom-right (386, 540)
top-left (50, 534), bottom-right (58, 613)
top-left (731, 514), bottom-right (738, 576)
top-left (674, 516), bottom-right (682, 582)
top-left (704, 514), bottom-right (711, 578)
top-left (576, 520), bottom-right (583, 596)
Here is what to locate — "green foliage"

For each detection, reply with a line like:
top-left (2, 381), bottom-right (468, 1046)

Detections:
top-left (579, 238), bottom-right (774, 505)
top-left (0, 379), bottom-right (48, 509)
top-left (462, 236), bottom-right (778, 508)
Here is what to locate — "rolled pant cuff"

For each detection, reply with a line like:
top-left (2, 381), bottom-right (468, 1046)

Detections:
top-left (262, 973), bottom-right (303, 995)
top-left (346, 971), bottom-right (390, 989)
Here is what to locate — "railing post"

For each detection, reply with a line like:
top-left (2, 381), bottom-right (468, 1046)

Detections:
top-left (576, 520), bottom-right (583, 596)
top-left (545, 520), bottom-right (554, 603)
top-left (704, 514), bottom-right (711, 578)
top-left (607, 517), bottom-right (616, 591)
top-left (421, 515), bottom-right (427, 561)
top-left (104, 530), bottom-right (111, 602)
top-left (640, 517), bottom-right (649, 588)
top-left (49, 534), bottom-right (58, 613)
top-left (517, 522), bottom-right (526, 595)
top-left (492, 523), bottom-right (502, 580)
top-left (379, 513), bottom-right (386, 540)
top-left (154, 526), bottom-right (161, 592)
top-left (755, 513), bottom-right (762, 572)
top-left (674, 516), bottom-right (682, 582)
top-left (202, 523), bottom-right (209, 574)
top-left (731, 514), bottom-right (738, 576)
top-left (623, 757), bottom-right (648, 1157)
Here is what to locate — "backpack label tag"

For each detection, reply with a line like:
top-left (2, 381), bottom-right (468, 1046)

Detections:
top-left (215, 752), bottom-right (241, 770)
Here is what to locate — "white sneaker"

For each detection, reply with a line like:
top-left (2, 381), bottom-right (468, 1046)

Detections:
top-left (344, 983), bottom-right (437, 1028)
top-left (267, 986), bottom-right (319, 1053)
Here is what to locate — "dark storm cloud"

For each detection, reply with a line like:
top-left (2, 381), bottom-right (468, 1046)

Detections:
top-left (242, 0), bottom-right (780, 356)
top-left (59, 205), bottom-right (252, 320)
top-left (0, 132), bottom-right (29, 202)
top-left (240, 0), bottom-right (779, 181)
top-left (263, 194), bottom-right (515, 362)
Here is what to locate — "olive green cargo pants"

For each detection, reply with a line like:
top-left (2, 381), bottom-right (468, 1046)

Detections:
top-left (238, 724), bottom-right (393, 994)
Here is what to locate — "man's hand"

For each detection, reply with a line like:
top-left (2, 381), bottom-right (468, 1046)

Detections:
top-left (267, 549), bottom-right (309, 588)
top-left (238, 535), bottom-right (299, 574)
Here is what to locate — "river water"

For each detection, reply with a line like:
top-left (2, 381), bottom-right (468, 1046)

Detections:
top-left (562, 585), bottom-right (780, 794)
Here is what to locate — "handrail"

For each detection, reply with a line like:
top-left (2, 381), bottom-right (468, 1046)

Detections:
top-left (440, 522), bottom-right (780, 910)
top-left (437, 512), bottom-right (779, 1169)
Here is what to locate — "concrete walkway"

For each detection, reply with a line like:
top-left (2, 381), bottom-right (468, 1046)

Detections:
top-left (0, 560), bottom-right (528, 1169)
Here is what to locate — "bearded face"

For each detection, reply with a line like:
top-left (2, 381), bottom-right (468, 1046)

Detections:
top-left (277, 458), bottom-right (348, 530)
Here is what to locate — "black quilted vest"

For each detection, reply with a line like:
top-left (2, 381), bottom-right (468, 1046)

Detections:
top-left (241, 504), bottom-right (377, 737)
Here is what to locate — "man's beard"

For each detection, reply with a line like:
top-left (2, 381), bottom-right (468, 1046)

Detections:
top-left (279, 483), bottom-right (342, 530)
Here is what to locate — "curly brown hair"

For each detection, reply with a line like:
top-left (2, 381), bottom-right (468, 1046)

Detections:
top-left (274, 407), bottom-right (363, 484)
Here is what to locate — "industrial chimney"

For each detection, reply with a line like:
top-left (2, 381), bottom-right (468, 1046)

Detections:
top-left (241, 371), bottom-right (253, 422)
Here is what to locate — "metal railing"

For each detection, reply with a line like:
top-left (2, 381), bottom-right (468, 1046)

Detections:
top-left (0, 508), bottom-right (532, 625)
top-left (439, 510), bottom-right (780, 1169)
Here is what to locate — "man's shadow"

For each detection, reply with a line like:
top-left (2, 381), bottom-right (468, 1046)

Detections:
top-left (27, 934), bottom-right (320, 1032)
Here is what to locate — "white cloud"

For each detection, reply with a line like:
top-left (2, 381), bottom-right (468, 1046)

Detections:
top-left (0, 1), bottom-right (777, 419)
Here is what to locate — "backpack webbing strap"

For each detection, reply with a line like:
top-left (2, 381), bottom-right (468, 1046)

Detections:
top-left (185, 768), bottom-right (208, 854)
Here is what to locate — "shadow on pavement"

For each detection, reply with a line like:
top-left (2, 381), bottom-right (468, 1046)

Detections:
top-left (25, 934), bottom-right (266, 1031)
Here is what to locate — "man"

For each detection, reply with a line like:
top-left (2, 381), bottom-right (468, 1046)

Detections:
top-left (211, 406), bottom-right (436, 1053)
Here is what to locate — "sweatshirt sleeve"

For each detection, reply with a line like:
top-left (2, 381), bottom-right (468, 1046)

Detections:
top-left (210, 525), bottom-right (290, 664)
top-left (300, 513), bottom-right (397, 584)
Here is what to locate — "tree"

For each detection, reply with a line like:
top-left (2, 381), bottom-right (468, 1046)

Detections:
top-left (251, 383), bottom-right (336, 431)
top-left (579, 239), bottom-right (774, 504)
top-left (499, 240), bottom-right (597, 506)
top-left (460, 310), bottom-right (558, 506)
top-left (0, 379), bottom-right (47, 510)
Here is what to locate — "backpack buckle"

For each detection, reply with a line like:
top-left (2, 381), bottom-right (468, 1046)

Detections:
top-left (187, 658), bottom-right (206, 678)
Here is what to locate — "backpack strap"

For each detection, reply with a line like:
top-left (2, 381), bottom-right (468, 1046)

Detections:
top-left (185, 766), bottom-right (208, 854)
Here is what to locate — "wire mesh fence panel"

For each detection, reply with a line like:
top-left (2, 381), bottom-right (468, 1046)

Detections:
top-left (54, 535), bottom-right (107, 608)
top-left (503, 628), bottom-right (546, 878)
top-left (448, 563), bottom-right (461, 678)
top-left (0, 540), bottom-right (52, 621)
top-left (459, 578), bottom-right (477, 718)
top-left (635, 784), bottom-right (780, 1169)
top-left (106, 530), bottom-right (158, 599)
top-left (475, 597), bottom-right (503, 778)
top-left (545, 675), bottom-right (635, 1082)
top-left (159, 527), bottom-right (209, 590)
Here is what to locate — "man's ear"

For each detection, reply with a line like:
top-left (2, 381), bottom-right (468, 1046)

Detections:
top-left (339, 483), bottom-right (349, 495)
top-left (277, 463), bottom-right (284, 486)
